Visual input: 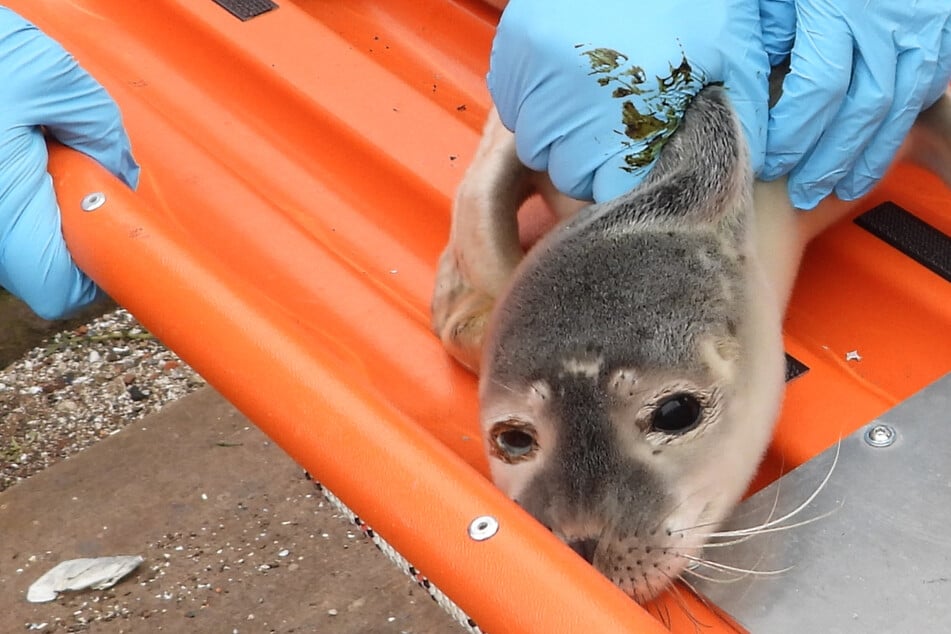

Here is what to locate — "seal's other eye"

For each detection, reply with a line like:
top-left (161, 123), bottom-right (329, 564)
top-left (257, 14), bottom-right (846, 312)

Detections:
top-left (651, 393), bottom-right (702, 434)
top-left (490, 421), bottom-right (539, 463)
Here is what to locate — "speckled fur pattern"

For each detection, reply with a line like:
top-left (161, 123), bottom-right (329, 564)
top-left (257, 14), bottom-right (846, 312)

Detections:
top-left (431, 87), bottom-right (951, 602)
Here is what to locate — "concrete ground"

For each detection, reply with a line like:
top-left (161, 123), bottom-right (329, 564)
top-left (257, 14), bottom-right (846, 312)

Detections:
top-left (0, 386), bottom-right (461, 633)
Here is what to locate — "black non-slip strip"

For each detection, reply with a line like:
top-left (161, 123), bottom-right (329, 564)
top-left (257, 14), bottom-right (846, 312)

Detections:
top-left (784, 353), bottom-right (809, 382)
top-left (212, 0), bottom-right (277, 21)
top-left (854, 201), bottom-right (951, 283)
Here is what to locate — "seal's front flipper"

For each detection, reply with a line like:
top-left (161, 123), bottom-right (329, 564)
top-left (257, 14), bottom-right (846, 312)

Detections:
top-left (431, 108), bottom-right (534, 372)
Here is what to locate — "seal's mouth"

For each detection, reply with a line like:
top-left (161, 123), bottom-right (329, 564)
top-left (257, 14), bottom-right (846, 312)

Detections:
top-left (541, 496), bottom-right (719, 604)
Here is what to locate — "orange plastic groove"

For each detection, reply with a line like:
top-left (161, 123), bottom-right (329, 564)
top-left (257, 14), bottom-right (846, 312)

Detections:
top-left (48, 145), bottom-right (670, 633)
top-left (11, 0), bottom-right (951, 631)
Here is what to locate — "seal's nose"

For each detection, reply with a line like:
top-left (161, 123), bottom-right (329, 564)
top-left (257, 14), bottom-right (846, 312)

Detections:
top-left (567, 538), bottom-right (599, 564)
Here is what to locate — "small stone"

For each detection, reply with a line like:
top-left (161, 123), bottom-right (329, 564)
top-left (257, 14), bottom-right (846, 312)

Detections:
top-left (128, 385), bottom-right (150, 401)
top-left (56, 400), bottom-right (79, 413)
top-left (327, 609), bottom-right (338, 616)
top-left (41, 378), bottom-right (67, 393)
top-left (88, 350), bottom-right (101, 363)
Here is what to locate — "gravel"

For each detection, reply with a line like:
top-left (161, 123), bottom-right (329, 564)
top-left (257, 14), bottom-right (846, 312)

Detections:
top-left (0, 306), bottom-right (462, 633)
top-left (0, 308), bottom-right (206, 492)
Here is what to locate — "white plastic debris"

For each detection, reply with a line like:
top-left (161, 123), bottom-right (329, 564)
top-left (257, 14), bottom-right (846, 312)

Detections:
top-left (26, 555), bottom-right (144, 603)
top-left (845, 350), bottom-right (862, 362)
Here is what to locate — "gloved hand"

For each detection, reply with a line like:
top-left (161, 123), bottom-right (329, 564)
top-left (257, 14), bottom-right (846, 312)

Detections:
top-left (760, 0), bottom-right (951, 209)
top-left (0, 7), bottom-right (139, 319)
top-left (487, 0), bottom-right (770, 203)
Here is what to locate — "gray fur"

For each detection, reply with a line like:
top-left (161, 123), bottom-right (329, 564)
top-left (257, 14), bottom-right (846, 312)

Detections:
top-left (479, 86), bottom-right (758, 600)
top-left (516, 373), bottom-right (667, 527)
top-left (455, 74), bottom-right (951, 603)
top-left (487, 86), bottom-right (750, 384)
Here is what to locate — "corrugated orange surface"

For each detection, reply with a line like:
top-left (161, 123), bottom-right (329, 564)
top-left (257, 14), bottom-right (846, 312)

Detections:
top-left (11, 1), bottom-right (951, 631)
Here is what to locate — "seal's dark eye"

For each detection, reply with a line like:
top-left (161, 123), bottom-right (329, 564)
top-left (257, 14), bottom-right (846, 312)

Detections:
top-left (490, 422), bottom-right (539, 463)
top-left (651, 393), bottom-right (702, 434)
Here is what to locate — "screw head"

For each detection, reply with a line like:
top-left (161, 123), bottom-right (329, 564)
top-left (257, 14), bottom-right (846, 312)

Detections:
top-left (864, 423), bottom-right (897, 448)
top-left (467, 515), bottom-right (499, 541)
top-left (81, 192), bottom-right (106, 212)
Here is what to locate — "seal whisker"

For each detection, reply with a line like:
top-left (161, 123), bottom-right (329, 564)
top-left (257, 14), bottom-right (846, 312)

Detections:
top-left (648, 578), bottom-right (672, 629)
top-left (676, 574), bottom-right (709, 607)
top-left (439, 45), bottom-right (951, 605)
top-left (690, 533), bottom-right (759, 548)
top-left (662, 576), bottom-right (711, 633)
top-left (681, 566), bottom-right (745, 584)
top-left (663, 479), bottom-right (738, 536)
top-left (705, 501), bottom-right (843, 540)
top-left (675, 439), bottom-right (841, 539)
top-left (680, 552), bottom-right (793, 577)
top-left (677, 575), bottom-right (726, 634)
top-left (705, 440), bottom-right (841, 538)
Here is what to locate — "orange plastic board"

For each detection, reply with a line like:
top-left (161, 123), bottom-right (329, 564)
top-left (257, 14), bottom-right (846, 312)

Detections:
top-left (9, 0), bottom-right (951, 631)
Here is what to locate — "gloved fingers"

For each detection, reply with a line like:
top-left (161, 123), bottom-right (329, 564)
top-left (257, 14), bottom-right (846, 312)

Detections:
top-left (923, 14), bottom-right (951, 110)
top-left (518, 96), bottom-right (603, 200)
top-left (493, 1), bottom-right (710, 201)
top-left (1, 10), bottom-right (139, 189)
top-left (761, 5), bottom-right (854, 181)
top-left (590, 149), bottom-right (651, 203)
top-left (786, 41), bottom-right (897, 208)
top-left (0, 131), bottom-right (100, 320)
top-left (834, 48), bottom-right (935, 201)
top-left (487, 0), bottom-right (576, 134)
top-left (722, 48), bottom-right (771, 175)
top-left (505, 44), bottom-right (614, 199)
top-left (760, 0), bottom-right (797, 66)
top-left (728, 94), bottom-right (768, 176)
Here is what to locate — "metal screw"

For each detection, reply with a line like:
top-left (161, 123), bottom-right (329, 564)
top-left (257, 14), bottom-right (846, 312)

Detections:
top-left (80, 192), bottom-right (106, 212)
top-left (467, 515), bottom-right (499, 541)
top-left (864, 423), bottom-right (896, 448)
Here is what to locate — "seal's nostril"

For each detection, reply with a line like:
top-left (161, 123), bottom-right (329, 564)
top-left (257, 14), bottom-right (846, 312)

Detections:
top-left (567, 538), bottom-right (599, 564)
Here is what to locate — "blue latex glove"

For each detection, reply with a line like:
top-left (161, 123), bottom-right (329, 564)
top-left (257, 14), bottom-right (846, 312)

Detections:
top-left (487, 0), bottom-right (770, 203)
top-left (760, 0), bottom-right (951, 209)
top-left (0, 7), bottom-right (139, 319)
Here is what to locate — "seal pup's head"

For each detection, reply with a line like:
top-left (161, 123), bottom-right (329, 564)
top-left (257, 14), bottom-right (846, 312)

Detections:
top-left (479, 86), bottom-right (786, 602)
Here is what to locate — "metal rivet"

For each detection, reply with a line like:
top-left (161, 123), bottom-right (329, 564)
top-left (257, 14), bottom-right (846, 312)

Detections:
top-left (467, 515), bottom-right (499, 541)
top-left (81, 192), bottom-right (106, 212)
top-left (864, 423), bottom-right (896, 448)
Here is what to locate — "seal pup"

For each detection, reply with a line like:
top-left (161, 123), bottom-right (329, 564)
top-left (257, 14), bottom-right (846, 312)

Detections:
top-left (432, 86), bottom-right (951, 602)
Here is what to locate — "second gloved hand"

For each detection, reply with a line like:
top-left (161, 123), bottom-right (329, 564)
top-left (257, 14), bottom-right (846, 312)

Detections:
top-left (0, 7), bottom-right (139, 319)
top-left (487, 0), bottom-right (771, 203)
top-left (761, 0), bottom-right (951, 209)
